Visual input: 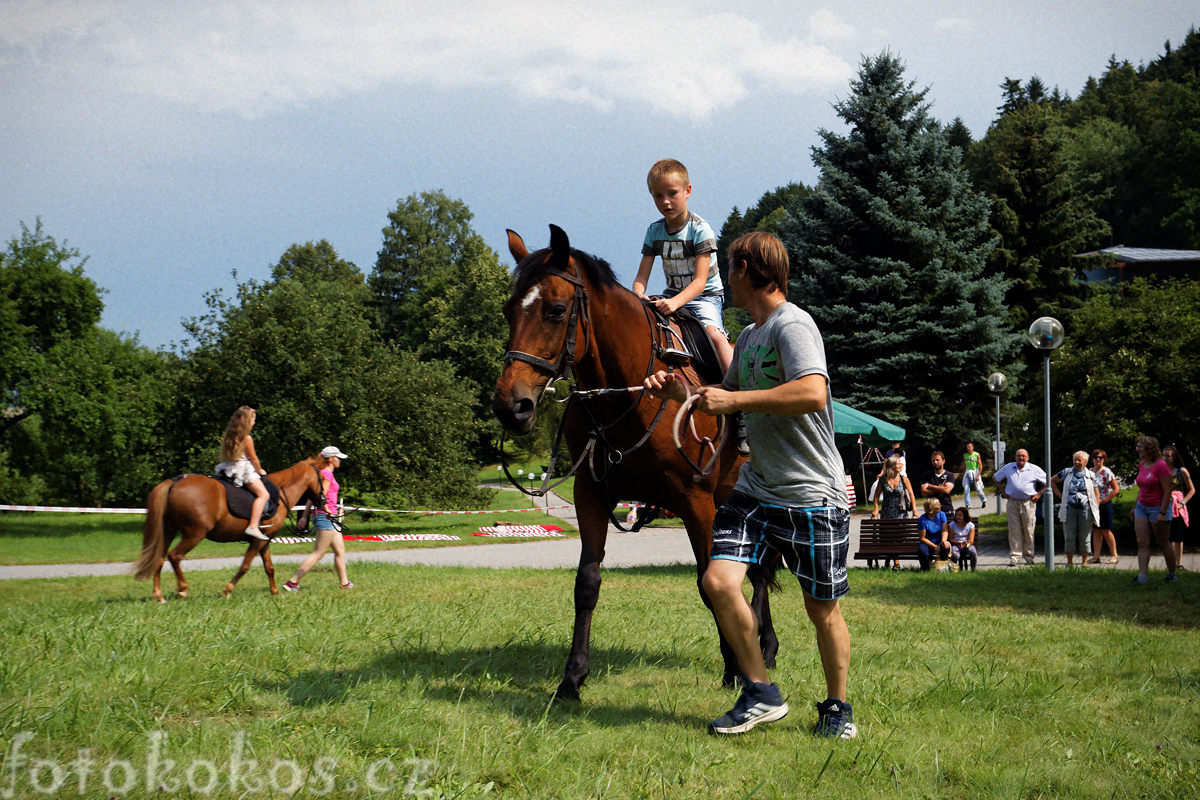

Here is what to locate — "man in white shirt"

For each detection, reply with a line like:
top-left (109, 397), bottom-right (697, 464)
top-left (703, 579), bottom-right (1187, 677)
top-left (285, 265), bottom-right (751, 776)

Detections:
top-left (993, 449), bottom-right (1047, 566)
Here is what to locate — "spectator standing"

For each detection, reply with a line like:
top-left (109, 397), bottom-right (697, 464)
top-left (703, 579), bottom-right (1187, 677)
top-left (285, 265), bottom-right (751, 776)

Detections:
top-left (1162, 445), bottom-right (1194, 569)
top-left (1088, 450), bottom-right (1120, 564)
top-left (993, 449), bottom-right (1046, 566)
top-left (920, 451), bottom-right (956, 518)
top-left (872, 456), bottom-right (915, 520)
top-left (1051, 451), bottom-right (1100, 567)
top-left (1130, 436), bottom-right (1179, 585)
top-left (961, 442), bottom-right (987, 508)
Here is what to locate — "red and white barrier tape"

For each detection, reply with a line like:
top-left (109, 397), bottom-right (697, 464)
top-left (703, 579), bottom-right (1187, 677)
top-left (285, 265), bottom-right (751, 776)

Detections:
top-left (342, 504), bottom-right (571, 515)
top-left (0, 503), bottom-right (570, 515)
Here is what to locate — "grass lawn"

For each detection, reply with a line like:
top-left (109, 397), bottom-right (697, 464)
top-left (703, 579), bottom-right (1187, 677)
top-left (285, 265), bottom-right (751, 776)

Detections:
top-left (0, 490), bottom-right (575, 566)
top-left (0, 565), bottom-right (1196, 799)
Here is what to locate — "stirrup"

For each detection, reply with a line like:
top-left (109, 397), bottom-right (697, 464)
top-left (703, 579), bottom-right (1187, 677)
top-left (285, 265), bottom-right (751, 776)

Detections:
top-left (660, 347), bottom-right (691, 366)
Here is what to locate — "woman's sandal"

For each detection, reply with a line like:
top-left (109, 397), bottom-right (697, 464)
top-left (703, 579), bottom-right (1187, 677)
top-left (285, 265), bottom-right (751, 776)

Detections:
top-left (1106, 556), bottom-right (1121, 564)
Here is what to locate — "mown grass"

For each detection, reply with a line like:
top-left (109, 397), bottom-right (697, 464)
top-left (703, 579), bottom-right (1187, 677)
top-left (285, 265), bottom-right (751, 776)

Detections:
top-left (0, 565), bottom-right (1196, 799)
top-left (0, 490), bottom-right (574, 566)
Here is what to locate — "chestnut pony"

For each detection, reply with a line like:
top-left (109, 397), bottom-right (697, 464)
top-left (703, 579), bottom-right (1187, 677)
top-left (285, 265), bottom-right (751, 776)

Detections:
top-left (492, 225), bottom-right (777, 702)
top-left (134, 458), bottom-right (322, 602)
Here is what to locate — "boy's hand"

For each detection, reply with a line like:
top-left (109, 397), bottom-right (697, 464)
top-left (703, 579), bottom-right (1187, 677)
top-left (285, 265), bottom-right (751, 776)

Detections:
top-left (644, 370), bottom-right (687, 402)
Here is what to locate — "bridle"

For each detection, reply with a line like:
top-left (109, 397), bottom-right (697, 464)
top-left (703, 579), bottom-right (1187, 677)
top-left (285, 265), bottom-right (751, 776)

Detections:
top-left (502, 265), bottom-right (591, 383)
top-left (498, 257), bottom-right (714, 518)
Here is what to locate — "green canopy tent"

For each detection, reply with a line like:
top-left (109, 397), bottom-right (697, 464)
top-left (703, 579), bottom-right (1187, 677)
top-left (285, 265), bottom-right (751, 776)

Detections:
top-left (831, 401), bottom-right (906, 507)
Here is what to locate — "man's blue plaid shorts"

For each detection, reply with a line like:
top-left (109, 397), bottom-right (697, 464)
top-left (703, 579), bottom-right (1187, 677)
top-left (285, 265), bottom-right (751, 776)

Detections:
top-left (711, 491), bottom-right (850, 601)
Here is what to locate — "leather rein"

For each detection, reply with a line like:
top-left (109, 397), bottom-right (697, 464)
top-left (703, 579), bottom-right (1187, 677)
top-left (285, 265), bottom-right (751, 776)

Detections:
top-left (499, 266), bottom-right (677, 509)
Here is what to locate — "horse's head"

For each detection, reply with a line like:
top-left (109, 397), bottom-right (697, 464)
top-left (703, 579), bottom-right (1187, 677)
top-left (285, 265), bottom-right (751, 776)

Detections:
top-left (492, 225), bottom-right (613, 434)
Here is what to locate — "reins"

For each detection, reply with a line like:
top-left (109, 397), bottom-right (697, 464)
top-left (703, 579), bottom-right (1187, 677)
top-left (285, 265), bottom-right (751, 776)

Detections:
top-left (499, 265), bottom-right (724, 505)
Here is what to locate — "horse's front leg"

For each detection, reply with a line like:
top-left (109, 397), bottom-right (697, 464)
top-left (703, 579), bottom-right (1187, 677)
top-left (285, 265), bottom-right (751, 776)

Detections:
top-left (556, 498), bottom-right (608, 702)
top-left (222, 543), bottom-right (263, 598)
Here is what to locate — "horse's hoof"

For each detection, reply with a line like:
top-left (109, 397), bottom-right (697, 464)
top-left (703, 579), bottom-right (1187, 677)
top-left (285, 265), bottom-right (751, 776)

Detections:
top-left (553, 683), bottom-right (582, 704)
top-left (177, 591), bottom-right (188, 599)
top-left (154, 596), bottom-right (166, 604)
top-left (221, 588), bottom-right (232, 598)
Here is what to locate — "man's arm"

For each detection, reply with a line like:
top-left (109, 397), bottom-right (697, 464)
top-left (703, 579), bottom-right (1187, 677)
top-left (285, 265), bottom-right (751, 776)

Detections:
top-left (644, 371), bottom-right (827, 417)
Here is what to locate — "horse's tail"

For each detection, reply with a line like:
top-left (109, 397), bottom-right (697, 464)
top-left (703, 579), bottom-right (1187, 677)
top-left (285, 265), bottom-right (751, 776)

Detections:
top-left (134, 479), bottom-right (174, 581)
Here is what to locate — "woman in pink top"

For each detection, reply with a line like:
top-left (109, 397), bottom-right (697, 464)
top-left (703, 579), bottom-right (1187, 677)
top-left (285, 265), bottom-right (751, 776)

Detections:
top-left (1130, 436), bottom-right (1178, 585)
top-left (284, 446), bottom-right (354, 591)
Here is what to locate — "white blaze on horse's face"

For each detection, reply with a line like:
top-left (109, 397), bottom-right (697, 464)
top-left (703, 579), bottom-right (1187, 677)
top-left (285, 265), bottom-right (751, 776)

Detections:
top-left (520, 284), bottom-right (542, 311)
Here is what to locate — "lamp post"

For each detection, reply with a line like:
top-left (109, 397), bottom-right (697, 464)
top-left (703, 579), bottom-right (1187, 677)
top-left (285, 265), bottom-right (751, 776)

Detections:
top-left (987, 372), bottom-right (1007, 515)
top-left (1027, 316), bottom-right (1065, 571)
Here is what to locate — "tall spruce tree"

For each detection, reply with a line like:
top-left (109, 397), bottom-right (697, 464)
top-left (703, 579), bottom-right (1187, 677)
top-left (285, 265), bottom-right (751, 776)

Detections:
top-left (781, 53), bottom-right (1020, 449)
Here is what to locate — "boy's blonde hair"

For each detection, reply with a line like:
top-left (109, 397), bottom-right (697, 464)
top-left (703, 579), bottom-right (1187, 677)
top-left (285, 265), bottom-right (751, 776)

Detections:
top-left (647, 159), bottom-right (689, 190)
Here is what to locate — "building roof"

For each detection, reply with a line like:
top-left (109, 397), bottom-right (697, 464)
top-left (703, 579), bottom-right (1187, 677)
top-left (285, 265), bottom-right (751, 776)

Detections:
top-left (1075, 246), bottom-right (1200, 262)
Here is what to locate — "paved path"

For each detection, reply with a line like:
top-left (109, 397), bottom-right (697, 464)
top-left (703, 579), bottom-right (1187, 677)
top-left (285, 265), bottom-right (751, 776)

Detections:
top-left (1, 488), bottom-right (1192, 580)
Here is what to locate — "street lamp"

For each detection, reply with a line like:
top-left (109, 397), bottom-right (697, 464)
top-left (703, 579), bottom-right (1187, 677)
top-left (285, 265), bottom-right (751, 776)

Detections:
top-left (1027, 316), bottom-right (1065, 571)
top-left (987, 372), bottom-right (1007, 515)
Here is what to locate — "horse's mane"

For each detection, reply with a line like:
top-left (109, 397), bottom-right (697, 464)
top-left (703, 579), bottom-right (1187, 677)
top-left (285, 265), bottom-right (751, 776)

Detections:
top-left (512, 246), bottom-right (620, 298)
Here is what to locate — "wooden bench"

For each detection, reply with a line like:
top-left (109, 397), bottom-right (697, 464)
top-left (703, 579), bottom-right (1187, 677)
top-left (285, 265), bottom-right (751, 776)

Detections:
top-left (855, 517), bottom-right (923, 568)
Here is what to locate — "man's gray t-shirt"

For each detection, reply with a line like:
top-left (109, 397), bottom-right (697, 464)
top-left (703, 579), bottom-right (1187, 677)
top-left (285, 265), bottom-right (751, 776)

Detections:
top-left (724, 303), bottom-right (848, 510)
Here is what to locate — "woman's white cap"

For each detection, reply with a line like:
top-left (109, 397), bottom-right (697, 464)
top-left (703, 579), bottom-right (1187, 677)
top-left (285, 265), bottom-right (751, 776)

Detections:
top-left (320, 446), bottom-right (348, 459)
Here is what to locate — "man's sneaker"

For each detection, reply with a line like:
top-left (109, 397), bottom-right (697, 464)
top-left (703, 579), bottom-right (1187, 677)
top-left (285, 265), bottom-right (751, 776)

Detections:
top-left (708, 679), bottom-right (789, 735)
top-left (1130, 574), bottom-right (1148, 586)
top-left (812, 698), bottom-right (858, 740)
top-left (283, 580), bottom-right (301, 592)
top-left (1164, 573), bottom-right (1179, 583)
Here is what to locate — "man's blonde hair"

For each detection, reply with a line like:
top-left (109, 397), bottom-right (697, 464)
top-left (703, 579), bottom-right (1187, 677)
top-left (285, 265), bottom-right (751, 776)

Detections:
top-left (647, 159), bottom-right (689, 190)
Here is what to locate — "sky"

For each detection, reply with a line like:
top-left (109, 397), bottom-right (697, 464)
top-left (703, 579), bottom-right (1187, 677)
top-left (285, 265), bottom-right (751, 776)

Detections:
top-left (2, 1), bottom-right (1196, 350)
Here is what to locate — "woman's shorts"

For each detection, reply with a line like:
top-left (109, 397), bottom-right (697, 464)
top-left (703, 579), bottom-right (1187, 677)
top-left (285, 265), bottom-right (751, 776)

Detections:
top-left (1096, 501), bottom-right (1113, 530)
top-left (1134, 502), bottom-right (1172, 523)
top-left (681, 294), bottom-right (727, 335)
top-left (313, 511), bottom-right (336, 532)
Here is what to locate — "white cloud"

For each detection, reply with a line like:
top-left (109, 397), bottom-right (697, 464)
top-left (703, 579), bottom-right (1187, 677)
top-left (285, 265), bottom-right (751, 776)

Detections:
top-left (933, 17), bottom-right (975, 35)
top-left (0, 0), bottom-right (855, 120)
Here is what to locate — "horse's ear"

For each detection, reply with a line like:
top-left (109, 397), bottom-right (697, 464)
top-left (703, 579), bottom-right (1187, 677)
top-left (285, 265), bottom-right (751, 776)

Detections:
top-left (507, 229), bottom-right (528, 262)
top-left (549, 224), bottom-right (570, 265)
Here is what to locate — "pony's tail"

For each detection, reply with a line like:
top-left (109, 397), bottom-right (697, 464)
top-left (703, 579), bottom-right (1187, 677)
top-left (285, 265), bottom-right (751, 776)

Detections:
top-left (134, 480), bottom-right (172, 581)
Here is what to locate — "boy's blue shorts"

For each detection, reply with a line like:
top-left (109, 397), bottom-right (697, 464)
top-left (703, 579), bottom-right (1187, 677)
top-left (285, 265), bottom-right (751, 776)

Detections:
top-left (679, 293), bottom-right (726, 335)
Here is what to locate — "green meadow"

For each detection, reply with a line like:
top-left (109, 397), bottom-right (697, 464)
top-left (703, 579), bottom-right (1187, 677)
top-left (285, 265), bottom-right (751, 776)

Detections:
top-left (0, 563), bottom-right (1196, 799)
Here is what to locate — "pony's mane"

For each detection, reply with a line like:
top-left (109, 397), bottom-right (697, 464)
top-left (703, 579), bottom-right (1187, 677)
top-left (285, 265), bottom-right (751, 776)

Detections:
top-left (512, 246), bottom-right (619, 298)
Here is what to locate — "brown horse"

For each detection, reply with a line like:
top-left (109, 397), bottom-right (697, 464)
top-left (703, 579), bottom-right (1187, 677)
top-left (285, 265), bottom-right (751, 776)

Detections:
top-left (134, 458), bottom-right (323, 602)
top-left (492, 225), bottom-right (777, 702)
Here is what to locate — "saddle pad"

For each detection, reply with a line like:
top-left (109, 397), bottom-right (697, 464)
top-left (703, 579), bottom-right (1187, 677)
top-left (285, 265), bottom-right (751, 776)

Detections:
top-left (215, 474), bottom-right (281, 521)
top-left (671, 307), bottom-right (724, 384)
